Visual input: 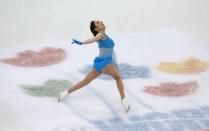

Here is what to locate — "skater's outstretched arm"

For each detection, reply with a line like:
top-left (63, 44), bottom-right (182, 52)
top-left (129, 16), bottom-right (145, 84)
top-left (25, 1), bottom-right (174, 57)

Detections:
top-left (82, 33), bottom-right (104, 44)
top-left (71, 33), bottom-right (104, 45)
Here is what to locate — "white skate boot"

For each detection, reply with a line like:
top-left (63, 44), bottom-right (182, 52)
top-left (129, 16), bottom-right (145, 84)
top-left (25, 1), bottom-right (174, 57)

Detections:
top-left (58, 89), bottom-right (69, 102)
top-left (121, 97), bottom-right (131, 113)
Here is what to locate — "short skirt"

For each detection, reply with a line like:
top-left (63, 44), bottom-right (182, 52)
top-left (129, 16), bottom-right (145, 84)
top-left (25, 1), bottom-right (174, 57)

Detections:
top-left (93, 52), bottom-right (118, 73)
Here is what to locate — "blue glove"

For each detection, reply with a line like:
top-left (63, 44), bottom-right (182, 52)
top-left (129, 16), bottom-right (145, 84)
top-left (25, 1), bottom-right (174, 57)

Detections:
top-left (71, 39), bottom-right (82, 45)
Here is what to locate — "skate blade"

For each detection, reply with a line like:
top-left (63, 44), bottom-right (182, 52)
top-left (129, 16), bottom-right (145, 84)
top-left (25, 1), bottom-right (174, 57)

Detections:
top-left (58, 96), bottom-right (61, 102)
top-left (126, 105), bottom-right (131, 113)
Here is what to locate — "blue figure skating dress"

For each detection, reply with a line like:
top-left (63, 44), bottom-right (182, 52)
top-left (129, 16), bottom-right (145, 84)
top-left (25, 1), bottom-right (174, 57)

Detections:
top-left (93, 33), bottom-right (118, 73)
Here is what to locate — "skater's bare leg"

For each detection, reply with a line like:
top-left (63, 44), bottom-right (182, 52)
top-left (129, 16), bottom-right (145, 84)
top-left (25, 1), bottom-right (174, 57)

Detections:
top-left (58, 68), bottom-right (100, 102)
top-left (102, 64), bottom-right (131, 112)
top-left (102, 64), bottom-right (125, 99)
top-left (67, 69), bottom-right (100, 94)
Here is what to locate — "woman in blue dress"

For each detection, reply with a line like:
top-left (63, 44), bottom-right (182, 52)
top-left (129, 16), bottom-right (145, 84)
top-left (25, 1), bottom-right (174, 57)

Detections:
top-left (58, 20), bottom-right (131, 112)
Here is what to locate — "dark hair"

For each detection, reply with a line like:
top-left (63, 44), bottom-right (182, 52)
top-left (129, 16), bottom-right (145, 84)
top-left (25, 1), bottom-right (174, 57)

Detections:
top-left (90, 21), bottom-right (98, 36)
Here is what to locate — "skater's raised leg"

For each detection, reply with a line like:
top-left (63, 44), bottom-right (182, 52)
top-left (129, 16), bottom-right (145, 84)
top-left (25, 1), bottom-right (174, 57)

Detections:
top-left (58, 69), bottom-right (100, 102)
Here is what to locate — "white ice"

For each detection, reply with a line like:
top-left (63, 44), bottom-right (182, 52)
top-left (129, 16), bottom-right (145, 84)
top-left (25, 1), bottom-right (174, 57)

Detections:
top-left (0, 0), bottom-right (209, 131)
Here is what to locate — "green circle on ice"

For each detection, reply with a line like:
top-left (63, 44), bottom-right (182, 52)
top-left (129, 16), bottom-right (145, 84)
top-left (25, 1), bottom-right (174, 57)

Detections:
top-left (21, 80), bottom-right (72, 97)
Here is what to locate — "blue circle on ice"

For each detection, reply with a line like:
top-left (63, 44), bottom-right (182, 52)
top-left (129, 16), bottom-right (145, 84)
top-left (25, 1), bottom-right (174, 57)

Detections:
top-left (80, 63), bottom-right (150, 80)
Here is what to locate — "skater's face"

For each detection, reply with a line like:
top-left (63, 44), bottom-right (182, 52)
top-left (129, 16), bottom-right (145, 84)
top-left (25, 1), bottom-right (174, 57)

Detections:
top-left (94, 21), bottom-right (105, 32)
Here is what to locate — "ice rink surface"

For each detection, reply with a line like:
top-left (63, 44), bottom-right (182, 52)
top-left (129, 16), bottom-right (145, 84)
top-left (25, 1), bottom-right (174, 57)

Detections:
top-left (0, 0), bottom-right (209, 131)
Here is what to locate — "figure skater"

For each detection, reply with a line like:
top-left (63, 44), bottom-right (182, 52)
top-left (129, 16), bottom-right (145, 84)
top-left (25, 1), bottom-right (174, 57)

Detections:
top-left (58, 20), bottom-right (131, 112)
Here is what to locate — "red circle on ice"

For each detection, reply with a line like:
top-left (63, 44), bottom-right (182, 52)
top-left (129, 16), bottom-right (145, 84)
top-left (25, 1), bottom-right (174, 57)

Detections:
top-left (144, 81), bottom-right (198, 97)
top-left (1, 47), bottom-right (66, 67)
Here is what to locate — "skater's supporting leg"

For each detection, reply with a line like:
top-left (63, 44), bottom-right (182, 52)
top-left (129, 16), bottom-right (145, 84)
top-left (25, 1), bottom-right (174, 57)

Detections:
top-left (102, 64), bottom-right (125, 99)
top-left (102, 64), bottom-right (131, 112)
